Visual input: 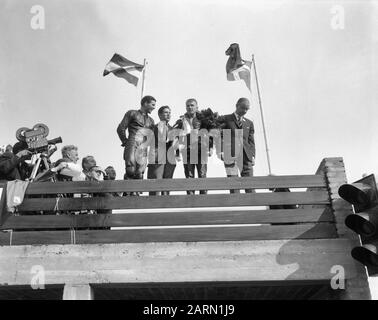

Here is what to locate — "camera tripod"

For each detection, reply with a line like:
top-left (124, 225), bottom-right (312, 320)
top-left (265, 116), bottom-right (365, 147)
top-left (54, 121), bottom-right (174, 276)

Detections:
top-left (28, 146), bottom-right (58, 182)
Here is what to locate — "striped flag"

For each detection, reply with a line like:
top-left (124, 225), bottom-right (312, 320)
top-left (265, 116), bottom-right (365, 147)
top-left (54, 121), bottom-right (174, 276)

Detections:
top-left (227, 60), bottom-right (252, 91)
top-left (103, 53), bottom-right (144, 86)
top-left (225, 43), bottom-right (251, 91)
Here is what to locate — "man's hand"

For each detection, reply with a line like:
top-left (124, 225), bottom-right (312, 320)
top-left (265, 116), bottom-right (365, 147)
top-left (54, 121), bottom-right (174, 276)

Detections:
top-left (173, 118), bottom-right (183, 129)
top-left (121, 138), bottom-right (129, 147)
top-left (56, 162), bottom-right (68, 171)
top-left (47, 145), bottom-right (57, 158)
top-left (16, 150), bottom-right (32, 159)
top-left (251, 156), bottom-right (255, 166)
top-left (51, 162), bottom-right (68, 172)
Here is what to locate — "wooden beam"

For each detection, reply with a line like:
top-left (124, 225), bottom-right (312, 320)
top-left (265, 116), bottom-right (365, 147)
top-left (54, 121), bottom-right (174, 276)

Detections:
top-left (0, 208), bottom-right (334, 230)
top-left (10, 175), bottom-right (326, 195)
top-left (0, 239), bottom-right (357, 286)
top-left (18, 192), bottom-right (330, 212)
top-left (318, 158), bottom-right (371, 300)
top-left (0, 223), bottom-right (337, 245)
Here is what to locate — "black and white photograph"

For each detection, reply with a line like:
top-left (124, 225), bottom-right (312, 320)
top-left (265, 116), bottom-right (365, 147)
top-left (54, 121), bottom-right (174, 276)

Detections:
top-left (0, 0), bottom-right (377, 305)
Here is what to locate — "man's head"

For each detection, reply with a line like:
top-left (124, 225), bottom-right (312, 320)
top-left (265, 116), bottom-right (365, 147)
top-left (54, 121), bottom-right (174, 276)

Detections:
top-left (13, 141), bottom-right (28, 155)
top-left (185, 98), bottom-right (198, 117)
top-left (82, 155), bottom-right (96, 172)
top-left (140, 95), bottom-right (156, 114)
top-left (89, 166), bottom-right (105, 181)
top-left (5, 144), bottom-right (13, 153)
top-left (61, 145), bottom-right (79, 163)
top-left (235, 97), bottom-right (250, 117)
top-left (104, 166), bottom-right (116, 180)
top-left (158, 106), bottom-right (171, 122)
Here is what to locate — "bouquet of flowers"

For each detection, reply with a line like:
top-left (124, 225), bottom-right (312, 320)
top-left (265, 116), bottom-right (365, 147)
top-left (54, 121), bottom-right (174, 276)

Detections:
top-left (196, 108), bottom-right (221, 130)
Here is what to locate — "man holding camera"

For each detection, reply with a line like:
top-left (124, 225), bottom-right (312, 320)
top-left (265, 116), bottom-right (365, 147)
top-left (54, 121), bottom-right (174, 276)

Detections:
top-left (0, 142), bottom-right (32, 181)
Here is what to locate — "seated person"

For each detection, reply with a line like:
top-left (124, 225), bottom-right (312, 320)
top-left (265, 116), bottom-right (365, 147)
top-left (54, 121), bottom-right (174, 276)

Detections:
top-left (104, 166), bottom-right (122, 197)
top-left (104, 166), bottom-right (116, 180)
top-left (54, 145), bottom-right (85, 182)
top-left (87, 165), bottom-right (105, 181)
top-left (81, 156), bottom-right (97, 180)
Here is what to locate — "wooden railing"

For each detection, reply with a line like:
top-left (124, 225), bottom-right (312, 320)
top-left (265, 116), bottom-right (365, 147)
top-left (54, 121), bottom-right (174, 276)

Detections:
top-left (0, 175), bottom-right (334, 245)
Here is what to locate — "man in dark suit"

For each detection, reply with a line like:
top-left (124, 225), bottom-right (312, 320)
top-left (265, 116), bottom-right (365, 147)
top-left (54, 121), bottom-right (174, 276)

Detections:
top-left (147, 105), bottom-right (177, 195)
top-left (216, 97), bottom-right (255, 193)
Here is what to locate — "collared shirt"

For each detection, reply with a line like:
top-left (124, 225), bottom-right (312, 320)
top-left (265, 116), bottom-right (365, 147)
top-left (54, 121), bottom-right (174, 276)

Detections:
top-left (234, 112), bottom-right (243, 123)
top-left (157, 120), bottom-right (169, 142)
top-left (181, 113), bottom-right (197, 135)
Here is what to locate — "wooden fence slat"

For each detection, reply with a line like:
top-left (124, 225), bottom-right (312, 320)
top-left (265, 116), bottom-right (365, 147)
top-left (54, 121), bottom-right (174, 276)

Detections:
top-left (0, 223), bottom-right (337, 245)
top-left (0, 208), bottom-right (334, 230)
top-left (0, 230), bottom-right (72, 245)
top-left (2, 175), bottom-right (326, 195)
top-left (17, 192), bottom-right (330, 212)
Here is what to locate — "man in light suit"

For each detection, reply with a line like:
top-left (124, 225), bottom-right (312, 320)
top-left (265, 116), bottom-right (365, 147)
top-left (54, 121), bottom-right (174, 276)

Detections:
top-left (147, 105), bottom-right (178, 195)
top-left (216, 97), bottom-right (255, 193)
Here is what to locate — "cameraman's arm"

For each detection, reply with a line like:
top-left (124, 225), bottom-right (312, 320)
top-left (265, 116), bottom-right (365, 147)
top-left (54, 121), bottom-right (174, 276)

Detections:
top-left (0, 151), bottom-right (31, 174)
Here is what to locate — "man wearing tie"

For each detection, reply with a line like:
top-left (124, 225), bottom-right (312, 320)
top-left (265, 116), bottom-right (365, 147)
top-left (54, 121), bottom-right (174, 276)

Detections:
top-left (147, 105), bottom-right (178, 195)
top-left (216, 97), bottom-right (255, 193)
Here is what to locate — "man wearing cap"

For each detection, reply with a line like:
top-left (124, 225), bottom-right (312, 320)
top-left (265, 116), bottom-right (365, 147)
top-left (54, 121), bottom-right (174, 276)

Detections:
top-left (0, 141), bottom-right (32, 181)
top-left (117, 95), bottom-right (156, 183)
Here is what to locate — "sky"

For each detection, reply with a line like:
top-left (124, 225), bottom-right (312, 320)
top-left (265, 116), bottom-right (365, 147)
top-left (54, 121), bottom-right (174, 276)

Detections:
top-left (0, 0), bottom-right (378, 296)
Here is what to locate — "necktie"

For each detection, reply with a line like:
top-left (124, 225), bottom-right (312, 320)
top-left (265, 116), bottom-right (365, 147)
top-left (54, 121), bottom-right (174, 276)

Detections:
top-left (236, 115), bottom-right (242, 127)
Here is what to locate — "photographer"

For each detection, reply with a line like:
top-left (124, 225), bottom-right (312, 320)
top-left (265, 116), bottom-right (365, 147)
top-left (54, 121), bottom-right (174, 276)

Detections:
top-left (0, 141), bottom-right (32, 181)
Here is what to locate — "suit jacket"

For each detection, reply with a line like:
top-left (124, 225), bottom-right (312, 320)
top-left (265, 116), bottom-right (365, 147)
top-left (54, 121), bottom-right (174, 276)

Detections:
top-left (148, 122), bottom-right (177, 164)
top-left (217, 113), bottom-right (255, 162)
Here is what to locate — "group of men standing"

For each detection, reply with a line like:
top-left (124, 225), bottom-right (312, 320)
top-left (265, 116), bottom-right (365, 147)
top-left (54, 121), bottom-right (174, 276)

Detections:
top-left (116, 95), bottom-right (256, 194)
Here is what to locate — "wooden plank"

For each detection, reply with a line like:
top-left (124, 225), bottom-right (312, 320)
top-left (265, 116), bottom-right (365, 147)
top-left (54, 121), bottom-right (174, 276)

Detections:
top-left (0, 239), bottom-right (357, 285)
top-left (0, 223), bottom-right (337, 245)
top-left (0, 230), bottom-right (72, 245)
top-left (0, 208), bottom-right (334, 230)
top-left (16, 175), bottom-right (326, 195)
top-left (17, 192), bottom-right (330, 212)
top-left (1, 214), bottom-right (75, 230)
top-left (75, 224), bottom-right (337, 243)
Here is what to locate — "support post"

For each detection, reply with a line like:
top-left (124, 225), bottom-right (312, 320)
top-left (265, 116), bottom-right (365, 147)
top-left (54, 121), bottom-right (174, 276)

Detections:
top-left (317, 157), bottom-right (371, 299)
top-left (63, 284), bottom-right (94, 300)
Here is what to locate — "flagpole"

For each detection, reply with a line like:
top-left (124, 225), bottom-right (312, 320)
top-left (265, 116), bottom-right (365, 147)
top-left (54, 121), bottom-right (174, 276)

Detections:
top-left (140, 58), bottom-right (147, 100)
top-left (251, 54), bottom-right (272, 175)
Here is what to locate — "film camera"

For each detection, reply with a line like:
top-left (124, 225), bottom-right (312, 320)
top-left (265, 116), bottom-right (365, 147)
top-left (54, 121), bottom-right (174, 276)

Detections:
top-left (16, 123), bottom-right (62, 153)
top-left (16, 123), bottom-right (62, 181)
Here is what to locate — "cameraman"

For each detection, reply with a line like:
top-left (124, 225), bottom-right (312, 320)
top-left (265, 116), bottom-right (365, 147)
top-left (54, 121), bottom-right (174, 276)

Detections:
top-left (0, 141), bottom-right (32, 181)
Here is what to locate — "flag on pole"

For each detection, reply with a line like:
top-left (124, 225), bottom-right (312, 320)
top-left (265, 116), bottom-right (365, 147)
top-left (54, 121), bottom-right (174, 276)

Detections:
top-left (103, 53), bottom-right (145, 86)
top-left (225, 43), bottom-right (251, 91)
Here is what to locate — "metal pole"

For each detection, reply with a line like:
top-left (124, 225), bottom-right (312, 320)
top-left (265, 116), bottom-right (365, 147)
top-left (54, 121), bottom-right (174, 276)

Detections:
top-left (140, 59), bottom-right (147, 100)
top-left (251, 54), bottom-right (272, 175)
